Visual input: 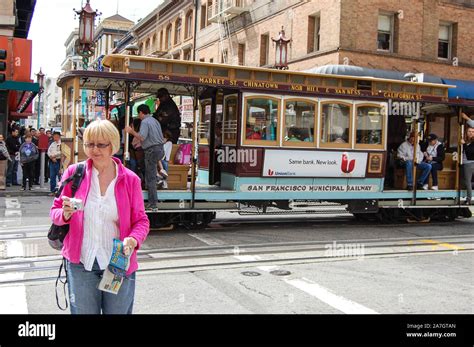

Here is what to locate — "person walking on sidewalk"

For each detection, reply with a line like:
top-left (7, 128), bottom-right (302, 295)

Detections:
top-left (48, 131), bottom-right (62, 195)
top-left (0, 134), bottom-right (12, 190)
top-left (125, 104), bottom-right (165, 211)
top-left (6, 128), bottom-right (20, 187)
top-left (50, 119), bottom-right (149, 314)
top-left (38, 127), bottom-right (50, 183)
top-left (19, 134), bottom-right (39, 190)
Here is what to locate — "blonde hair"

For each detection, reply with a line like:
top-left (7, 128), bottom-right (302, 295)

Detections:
top-left (83, 119), bottom-right (120, 155)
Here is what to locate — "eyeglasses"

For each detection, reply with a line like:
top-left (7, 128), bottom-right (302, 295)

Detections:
top-left (84, 143), bottom-right (110, 149)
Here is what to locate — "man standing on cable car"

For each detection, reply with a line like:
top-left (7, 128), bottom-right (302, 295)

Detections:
top-left (397, 131), bottom-right (432, 191)
top-left (153, 88), bottom-right (181, 144)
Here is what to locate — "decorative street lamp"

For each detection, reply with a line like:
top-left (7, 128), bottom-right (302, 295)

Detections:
top-left (36, 68), bottom-right (46, 188)
top-left (74, 0), bottom-right (101, 70)
top-left (36, 68), bottom-right (45, 129)
top-left (272, 26), bottom-right (291, 70)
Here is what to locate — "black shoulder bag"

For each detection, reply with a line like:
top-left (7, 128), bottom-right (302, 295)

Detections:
top-left (47, 163), bottom-right (85, 311)
top-left (47, 163), bottom-right (85, 250)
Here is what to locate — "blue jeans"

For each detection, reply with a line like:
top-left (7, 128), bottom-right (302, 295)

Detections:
top-left (49, 161), bottom-right (60, 192)
top-left (6, 158), bottom-right (18, 185)
top-left (405, 160), bottom-right (431, 186)
top-left (66, 259), bottom-right (136, 314)
top-left (161, 159), bottom-right (169, 172)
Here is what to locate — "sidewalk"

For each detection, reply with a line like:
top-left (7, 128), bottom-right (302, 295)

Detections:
top-left (0, 184), bottom-right (52, 197)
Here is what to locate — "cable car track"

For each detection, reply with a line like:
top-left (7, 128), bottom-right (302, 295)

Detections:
top-left (0, 234), bottom-right (472, 285)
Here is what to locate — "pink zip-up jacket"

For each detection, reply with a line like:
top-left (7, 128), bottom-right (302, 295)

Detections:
top-left (50, 157), bottom-right (149, 275)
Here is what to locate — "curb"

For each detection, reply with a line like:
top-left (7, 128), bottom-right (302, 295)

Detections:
top-left (0, 190), bottom-right (52, 198)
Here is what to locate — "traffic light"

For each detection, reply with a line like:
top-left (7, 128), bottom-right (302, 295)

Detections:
top-left (0, 49), bottom-right (6, 83)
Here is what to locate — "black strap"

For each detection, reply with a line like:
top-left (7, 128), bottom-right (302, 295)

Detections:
top-left (55, 163), bottom-right (85, 198)
top-left (53, 164), bottom-right (84, 311)
top-left (55, 257), bottom-right (69, 311)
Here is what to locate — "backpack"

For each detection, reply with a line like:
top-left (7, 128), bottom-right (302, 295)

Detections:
top-left (174, 143), bottom-right (192, 165)
top-left (20, 143), bottom-right (38, 163)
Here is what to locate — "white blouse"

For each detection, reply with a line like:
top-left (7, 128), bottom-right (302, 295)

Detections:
top-left (80, 162), bottom-right (119, 271)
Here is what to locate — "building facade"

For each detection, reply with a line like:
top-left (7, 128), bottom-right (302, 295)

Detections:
top-left (60, 29), bottom-right (81, 72)
top-left (90, 14), bottom-right (134, 67)
top-left (192, 0), bottom-right (474, 80)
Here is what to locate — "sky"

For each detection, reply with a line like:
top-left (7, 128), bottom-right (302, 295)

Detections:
top-left (28, 0), bottom-right (163, 80)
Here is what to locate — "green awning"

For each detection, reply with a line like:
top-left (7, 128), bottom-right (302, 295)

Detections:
top-left (0, 80), bottom-right (40, 92)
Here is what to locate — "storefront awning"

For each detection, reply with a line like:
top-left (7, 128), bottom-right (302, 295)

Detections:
top-left (442, 78), bottom-right (474, 100)
top-left (0, 80), bottom-right (39, 92)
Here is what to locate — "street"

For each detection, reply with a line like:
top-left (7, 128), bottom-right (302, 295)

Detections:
top-left (0, 196), bottom-right (472, 314)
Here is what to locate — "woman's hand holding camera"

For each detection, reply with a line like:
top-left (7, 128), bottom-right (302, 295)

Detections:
top-left (62, 196), bottom-right (77, 221)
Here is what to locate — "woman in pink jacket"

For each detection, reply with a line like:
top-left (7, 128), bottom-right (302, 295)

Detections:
top-left (50, 119), bottom-right (149, 314)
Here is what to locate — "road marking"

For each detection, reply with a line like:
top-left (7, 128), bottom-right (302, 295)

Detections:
top-left (188, 233), bottom-right (226, 246)
top-left (6, 240), bottom-right (24, 257)
top-left (285, 277), bottom-right (379, 314)
top-left (4, 197), bottom-right (22, 218)
top-left (234, 255), bottom-right (261, 262)
top-left (0, 273), bottom-right (28, 314)
top-left (420, 239), bottom-right (466, 251)
top-left (0, 236), bottom-right (28, 313)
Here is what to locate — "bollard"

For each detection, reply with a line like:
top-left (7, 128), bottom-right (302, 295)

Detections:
top-left (40, 151), bottom-right (45, 188)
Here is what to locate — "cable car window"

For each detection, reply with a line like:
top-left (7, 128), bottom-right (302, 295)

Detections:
top-left (320, 102), bottom-right (352, 148)
top-left (223, 95), bottom-right (238, 145)
top-left (283, 99), bottom-right (316, 146)
top-left (342, 79), bottom-right (356, 88)
top-left (199, 99), bottom-right (212, 144)
top-left (235, 69), bottom-right (251, 79)
top-left (325, 78), bottom-right (339, 87)
top-left (244, 96), bottom-right (280, 146)
top-left (193, 65), bottom-right (209, 75)
top-left (272, 73), bottom-right (287, 83)
top-left (356, 105), bottom-right (384, 148)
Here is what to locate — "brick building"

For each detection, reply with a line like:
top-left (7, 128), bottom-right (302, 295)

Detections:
top-left (194, 0), bottom-right (474, 81)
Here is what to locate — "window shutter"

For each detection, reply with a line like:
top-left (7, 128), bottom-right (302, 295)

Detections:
top-left (308, 16), bottom-right (315, 53)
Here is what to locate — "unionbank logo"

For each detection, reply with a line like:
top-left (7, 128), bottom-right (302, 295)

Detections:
top-left (268, 169), bottom-right (274, 176)
top-left (341, 153), bottom-right (355, 174)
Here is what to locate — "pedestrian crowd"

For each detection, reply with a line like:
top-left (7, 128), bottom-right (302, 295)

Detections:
top-left (0, 120), bottom-right (62, 193)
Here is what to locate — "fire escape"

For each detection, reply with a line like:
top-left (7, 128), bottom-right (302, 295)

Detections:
top-left (209, 0), bottom-right (249, 64)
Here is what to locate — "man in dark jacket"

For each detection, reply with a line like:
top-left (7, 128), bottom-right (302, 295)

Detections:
top-left (6, 128), bottom-right (20, 186)
top-left (153, 88), bottom-right (181, 144)
top-left (422, 133), bottom-right (445, 190)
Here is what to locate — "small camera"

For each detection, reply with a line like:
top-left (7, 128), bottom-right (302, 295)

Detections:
top-left (69, 198), bottom-right (84, 211)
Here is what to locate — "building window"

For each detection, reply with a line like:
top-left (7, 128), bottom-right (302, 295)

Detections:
top-left (175, 18), bottom-right (182, 45)
top-left (438, 23), bottom-right (451, 59)
top-left (185, 10), bottom-right (193, 39)
top-left (307, 14), bottom-right (320, 53)
top-left (166, 24), bottom-right (172, 50)
top-left (183, 49), bottom-right (192, 61)
top-left (283, 99), bottom-right (316, 146)
top-left (355, 105), bottom-right (383, 149)
top-left (199, 58), bottom-right (205, 62)
top-left (320, 102), bottom-right (352, 148)
top-left (377, 14), bottom-right (393, 51)
top-left (244, 96), bottom-right (280, 146)
top-left (160, 30), bottom-right (163, 51)
top-left (221, 49), bottom-right (228, 63)
top-left (260, 34), bottom-right (269, 66)
top-left (200, 5), bottom-right (206, 29)
top-left (207, 0), bottom-right (212, 26)
top-left (139, 43), bottom-right (144, 55)
top-left (238, 43), bottom-right (245, 65)
top-left (210, 58), bottom-right (214, 63)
